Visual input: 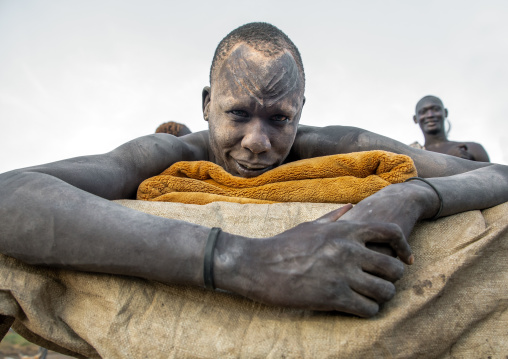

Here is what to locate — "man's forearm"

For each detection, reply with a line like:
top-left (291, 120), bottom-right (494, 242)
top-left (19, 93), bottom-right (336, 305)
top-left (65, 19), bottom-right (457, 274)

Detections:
top-left (0, 170), bottom-right (211, 286)
top-left (0, 169), bottom-right (419, 316)
top-left (423, 163), bottom-right (508, 217)
top-left (338, 162), bottom-right (508, 244)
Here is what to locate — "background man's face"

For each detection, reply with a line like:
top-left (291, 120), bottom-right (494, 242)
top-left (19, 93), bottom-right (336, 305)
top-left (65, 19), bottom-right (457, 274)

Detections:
top-left (204, 44), bottom-right (305, 178)
top-left (415, 99), bottom-right (446, 135)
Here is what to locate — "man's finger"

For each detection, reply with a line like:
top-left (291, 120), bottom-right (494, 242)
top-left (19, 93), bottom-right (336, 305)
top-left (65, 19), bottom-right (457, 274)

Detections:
top-left (363, 223), bottom-right (414, 264)
top-left (354, 222), bottom-right (413, 265)
top-left (361, 251), bottom-right (405, 282)
top-left (366, 243), bottom-right (396, 257)
top-left (335, 289), bottom-right (380, 318)
top-left (350, 272), bottom-right (397, 304)
top-left (314, 204), bottom-right (353, 224)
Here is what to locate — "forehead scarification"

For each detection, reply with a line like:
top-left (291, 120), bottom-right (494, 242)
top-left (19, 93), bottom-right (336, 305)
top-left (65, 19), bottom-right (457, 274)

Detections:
top-left (219, 44), bottom-right (301, 106)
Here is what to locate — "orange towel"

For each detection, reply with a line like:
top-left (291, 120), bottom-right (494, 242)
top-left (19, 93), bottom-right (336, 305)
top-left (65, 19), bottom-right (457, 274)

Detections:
top-left (136, 150), bottom-right (417, 205)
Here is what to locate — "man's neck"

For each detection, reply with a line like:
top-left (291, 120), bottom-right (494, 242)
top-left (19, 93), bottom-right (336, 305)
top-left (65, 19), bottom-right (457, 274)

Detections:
top-left (423, 133), bottom-right (448, 148)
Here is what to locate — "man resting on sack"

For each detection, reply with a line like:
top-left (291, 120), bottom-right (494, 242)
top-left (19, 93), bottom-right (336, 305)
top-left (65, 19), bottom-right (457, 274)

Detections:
top-left (0, 22), bottom-right (507, 318)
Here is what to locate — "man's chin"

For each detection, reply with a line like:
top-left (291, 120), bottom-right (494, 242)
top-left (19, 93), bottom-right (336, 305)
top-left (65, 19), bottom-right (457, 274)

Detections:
top-left (424, 127), bottom-right (441, 135)
top-left (423, 121), bottom-right (443, 134)
top-left (231, 160), bottom-right (274, 178)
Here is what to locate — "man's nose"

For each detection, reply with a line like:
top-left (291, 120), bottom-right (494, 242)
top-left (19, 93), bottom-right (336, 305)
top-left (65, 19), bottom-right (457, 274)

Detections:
top-left (241, 121), bottom-right (271, 154)
top-left (424, 109), bottom-right (434, 117)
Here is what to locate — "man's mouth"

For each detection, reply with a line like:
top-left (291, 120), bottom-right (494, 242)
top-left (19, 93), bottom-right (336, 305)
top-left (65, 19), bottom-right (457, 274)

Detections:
top-left (234, 160), bottom-right (274, 178)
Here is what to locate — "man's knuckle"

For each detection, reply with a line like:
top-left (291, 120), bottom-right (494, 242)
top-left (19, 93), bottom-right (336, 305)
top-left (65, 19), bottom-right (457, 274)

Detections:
top-left (385, 222), bottom-right (403, 236)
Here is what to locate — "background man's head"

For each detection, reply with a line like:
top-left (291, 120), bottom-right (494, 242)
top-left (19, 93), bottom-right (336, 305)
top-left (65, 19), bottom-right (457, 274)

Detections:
top-left (413, 95), bottom-right (448, 136)
top-left (155, 121), bottom-right (192, 136)
top-left (202, 23), bottom-right (306, 178)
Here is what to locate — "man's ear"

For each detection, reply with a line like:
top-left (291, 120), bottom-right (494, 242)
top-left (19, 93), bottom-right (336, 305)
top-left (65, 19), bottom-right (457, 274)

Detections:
top-left (302, 96), bottom-right (306, 108)
top-left (444, 108), bottom-right (448, 118)
top-left (413, 115), bottom-right (417, 124)
top-left (202, 86), bottom-right (211, 121)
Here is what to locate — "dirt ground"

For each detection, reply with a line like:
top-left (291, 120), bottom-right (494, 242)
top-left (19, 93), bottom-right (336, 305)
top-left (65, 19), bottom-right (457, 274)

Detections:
top-left (0, 354), bottom-right (75, 359)
top-left (0, 331), bottom-right (76, 359)
top-left (0, 352), bottom-right (76, 359)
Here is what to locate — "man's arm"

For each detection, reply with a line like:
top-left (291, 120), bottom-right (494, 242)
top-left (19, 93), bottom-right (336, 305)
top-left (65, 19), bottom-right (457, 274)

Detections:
top-left (0, 131), bottom-right (411, 317)
top-left (292, 125), bottom-right (508, 236)
top-left (0, 133), bottom-right (213, 284)
top-left (18, 133), bottom-right (209, 200)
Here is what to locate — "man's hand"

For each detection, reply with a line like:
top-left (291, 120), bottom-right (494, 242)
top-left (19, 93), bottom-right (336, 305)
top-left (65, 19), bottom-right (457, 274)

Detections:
top-left (337, 179), bottom-right (442, 259)
top-left (340, 180), bottom-right (441, 239)
top-left (214, 204), bottom-right (411, 318)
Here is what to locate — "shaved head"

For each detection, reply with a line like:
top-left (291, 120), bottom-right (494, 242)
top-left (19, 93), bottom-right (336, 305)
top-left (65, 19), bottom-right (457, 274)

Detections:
top-left (210, 22), bottom-right (305, 89)
top-left (415, 95), bottom-right (444, 113)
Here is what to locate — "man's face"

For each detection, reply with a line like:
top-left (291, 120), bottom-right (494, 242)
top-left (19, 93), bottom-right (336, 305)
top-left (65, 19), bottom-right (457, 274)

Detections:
top-left (203, 43), bottom-right (305, 178)
top-left (414, 98), bottom-right (447, 135)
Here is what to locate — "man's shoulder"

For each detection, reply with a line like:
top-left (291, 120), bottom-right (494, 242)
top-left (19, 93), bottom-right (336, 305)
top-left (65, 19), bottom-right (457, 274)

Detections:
top-left (179, 130), bottom-right (209, 148)
top-left (173, 130), bottom-right (210, 161)
top-left (291, 125), bottom-right (370, 160)
top-left (462, 141), bottom-right (486, 150)
top-left (117, 131), bottom-right (210, 162)
top-left (295, 124), bottom-right (377, 145)
top-left (295, 124), bottom-right (363, 137)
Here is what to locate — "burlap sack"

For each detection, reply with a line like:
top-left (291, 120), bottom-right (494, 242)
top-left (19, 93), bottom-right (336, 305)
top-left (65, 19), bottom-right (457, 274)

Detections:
top-left (1, 200), bottom-right (507, 358)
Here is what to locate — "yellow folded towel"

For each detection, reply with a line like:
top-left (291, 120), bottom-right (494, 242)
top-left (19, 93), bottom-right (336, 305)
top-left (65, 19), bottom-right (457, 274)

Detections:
top-left (137, 150), bottom-right (417, 205)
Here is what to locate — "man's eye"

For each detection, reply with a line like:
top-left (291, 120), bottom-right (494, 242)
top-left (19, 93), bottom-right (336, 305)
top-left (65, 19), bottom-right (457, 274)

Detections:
top-left (229, 110), bottom-right (248, 117)
top-left (272, 115), bottom-right (289, 122)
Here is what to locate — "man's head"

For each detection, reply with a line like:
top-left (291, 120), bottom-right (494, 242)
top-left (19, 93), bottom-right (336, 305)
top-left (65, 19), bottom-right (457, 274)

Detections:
top-left (203, 23), bottom-right (306, 178)
top-left (209, 22), bottom-right (305, 89)
top-left (413, 95), bottom-right (448, 136)
top-left (155, 121), bottom-right (192, 136)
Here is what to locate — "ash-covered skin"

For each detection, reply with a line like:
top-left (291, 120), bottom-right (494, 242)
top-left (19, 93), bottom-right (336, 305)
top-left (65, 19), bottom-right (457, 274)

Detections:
top-left (203, 44), bottom-right (305, 178)
top-left (0, 25), bottom-right (507, 319)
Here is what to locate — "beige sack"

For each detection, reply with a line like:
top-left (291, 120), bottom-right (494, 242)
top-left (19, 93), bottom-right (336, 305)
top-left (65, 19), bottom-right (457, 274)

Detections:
top-left (1, 200), bottom-right (507, 358)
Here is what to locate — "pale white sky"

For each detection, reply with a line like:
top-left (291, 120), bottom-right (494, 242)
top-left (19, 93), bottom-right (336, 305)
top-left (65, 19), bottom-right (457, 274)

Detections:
top-left (1, 0), bottom-right (507, 174)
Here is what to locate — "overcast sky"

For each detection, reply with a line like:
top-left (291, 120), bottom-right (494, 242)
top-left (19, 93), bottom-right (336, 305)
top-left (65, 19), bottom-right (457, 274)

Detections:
top-left (1, 0), bottom-right (507, 174)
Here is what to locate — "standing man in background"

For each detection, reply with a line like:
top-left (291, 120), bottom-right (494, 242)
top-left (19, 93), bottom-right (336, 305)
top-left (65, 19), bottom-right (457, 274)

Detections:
top-left (411, 95), bottom-right (490, 162)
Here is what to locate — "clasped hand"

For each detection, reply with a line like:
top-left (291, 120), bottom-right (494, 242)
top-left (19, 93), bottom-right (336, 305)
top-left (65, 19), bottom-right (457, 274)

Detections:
top-left (234, 202), bottom-right (413, 318)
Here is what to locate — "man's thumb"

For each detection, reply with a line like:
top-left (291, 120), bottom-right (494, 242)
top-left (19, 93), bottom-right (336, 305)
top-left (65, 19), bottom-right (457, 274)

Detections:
top-left (314, 203), bottom-right (353, 223)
